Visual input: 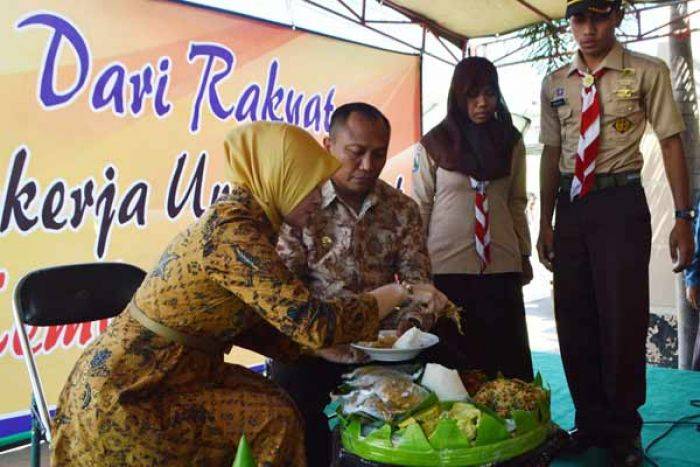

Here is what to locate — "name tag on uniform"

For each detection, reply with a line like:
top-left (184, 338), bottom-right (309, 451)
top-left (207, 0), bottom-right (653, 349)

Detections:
top-left (550, 87), bottom-right (567, 108)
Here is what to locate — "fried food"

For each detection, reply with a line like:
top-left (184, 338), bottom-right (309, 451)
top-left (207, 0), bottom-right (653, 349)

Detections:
top-left (473, 378), bottom-right (547, 418)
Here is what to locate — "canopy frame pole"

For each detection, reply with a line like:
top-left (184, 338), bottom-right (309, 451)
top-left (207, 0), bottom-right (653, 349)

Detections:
top-left (480, 0), bottom-right (698, 50)
top-left (498, 28), bottom-right (700, 67)
top-left (494, 2), bottom-right (699, 67)
top-left (380, 0), bottom-right (469, 48)
top-left (300, 0), bottom-right (461, 65)
top-left (633, 7), bottom-right (700, 39)
top-left (430, 29), bottom-right (460, 63)
top-left (336, 0), bottom-right (362, 21)
top-left (514, 0), bottom-right (553, 23)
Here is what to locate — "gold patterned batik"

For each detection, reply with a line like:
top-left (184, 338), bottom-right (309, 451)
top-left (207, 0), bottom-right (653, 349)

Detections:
top-left (51, 186), bottom-right (380, 466)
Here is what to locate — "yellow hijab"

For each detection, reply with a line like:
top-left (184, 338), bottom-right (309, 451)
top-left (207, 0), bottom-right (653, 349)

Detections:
top-left (224, 122), bottom-right (341, 231)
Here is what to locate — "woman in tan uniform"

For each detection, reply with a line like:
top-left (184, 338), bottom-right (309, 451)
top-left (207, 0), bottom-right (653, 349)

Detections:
top-left (413, 57), bottom-right (533, 381)
top-left (51, 122), bottom-right (445, 466)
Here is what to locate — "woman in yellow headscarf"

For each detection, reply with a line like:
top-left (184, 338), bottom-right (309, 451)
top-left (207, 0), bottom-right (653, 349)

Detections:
top-left (51, 123), bottom-right (442, 467)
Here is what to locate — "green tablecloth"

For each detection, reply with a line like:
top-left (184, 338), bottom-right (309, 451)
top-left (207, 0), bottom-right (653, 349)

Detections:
top-left (532, 352), bottom-right (700, 467)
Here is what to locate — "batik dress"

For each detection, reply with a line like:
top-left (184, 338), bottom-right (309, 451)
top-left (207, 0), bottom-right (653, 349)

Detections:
top-left (51, 187), bottom-right (379, 466)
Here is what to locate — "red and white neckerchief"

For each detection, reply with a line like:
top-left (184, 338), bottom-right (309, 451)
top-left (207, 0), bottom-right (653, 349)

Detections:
top-left (571, 68), bottom-right (606, 201)
top-left (470, 177), bottom-right (490, 272)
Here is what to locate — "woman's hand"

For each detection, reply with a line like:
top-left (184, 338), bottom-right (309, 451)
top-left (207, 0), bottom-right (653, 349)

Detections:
top-left (315, 345), bottom-right (369, 364)
top-left (409, 283), bottom-right (449, 317)
top-left (368, 283), bottom-right (447, 323)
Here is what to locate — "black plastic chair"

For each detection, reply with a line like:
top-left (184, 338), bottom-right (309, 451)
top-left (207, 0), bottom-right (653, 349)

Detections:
top-left (12, 262), bottom-right (146, 466)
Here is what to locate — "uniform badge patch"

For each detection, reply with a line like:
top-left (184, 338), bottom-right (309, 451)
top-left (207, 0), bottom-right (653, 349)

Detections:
top-left (550, 88), bottom-right (566, 107)
top-left (614, 88), bottom-right (637, 99)
top-left (613, 117), bottom-right (633, 134)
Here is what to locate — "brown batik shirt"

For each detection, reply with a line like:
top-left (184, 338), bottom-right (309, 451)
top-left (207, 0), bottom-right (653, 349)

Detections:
top-left (277, 179), bottom-right (432, 328)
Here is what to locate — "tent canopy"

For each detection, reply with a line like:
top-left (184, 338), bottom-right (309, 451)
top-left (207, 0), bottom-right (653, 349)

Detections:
top-left (299, 1), bottom-right (674, 64)
top-left (385, 0), bottom-right (564, 39)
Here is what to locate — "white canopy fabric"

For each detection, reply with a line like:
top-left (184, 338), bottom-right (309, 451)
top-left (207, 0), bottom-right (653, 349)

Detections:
top-left (386, 0), bottom-right (564, 38)
top-left (385, 0), bottom-right (651, 39)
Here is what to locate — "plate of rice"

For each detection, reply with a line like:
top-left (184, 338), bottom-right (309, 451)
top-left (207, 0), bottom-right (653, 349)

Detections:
top-left (352, 328), bottom-right (439, 362)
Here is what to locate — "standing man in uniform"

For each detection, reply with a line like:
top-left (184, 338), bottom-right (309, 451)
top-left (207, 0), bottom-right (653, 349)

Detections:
top-left (538, 1), bottom-right (694, 465)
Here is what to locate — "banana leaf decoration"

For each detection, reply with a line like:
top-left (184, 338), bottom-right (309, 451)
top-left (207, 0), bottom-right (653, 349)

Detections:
top-left (232, 434), bottom-right (255, 467)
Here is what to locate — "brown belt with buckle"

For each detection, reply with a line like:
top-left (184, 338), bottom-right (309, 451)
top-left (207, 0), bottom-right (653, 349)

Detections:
top-left (128, 301), bottom-right (227, 354)
top-left (559, 171), bottom-right (641, 195)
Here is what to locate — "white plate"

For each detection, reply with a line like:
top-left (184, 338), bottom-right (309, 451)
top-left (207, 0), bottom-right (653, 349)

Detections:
top-left (351, 330), bottom-right (440, 362)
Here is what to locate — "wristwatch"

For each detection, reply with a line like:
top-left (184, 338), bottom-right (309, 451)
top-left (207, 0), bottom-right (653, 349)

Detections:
top-left (675, 208), bottom-right (696, 221)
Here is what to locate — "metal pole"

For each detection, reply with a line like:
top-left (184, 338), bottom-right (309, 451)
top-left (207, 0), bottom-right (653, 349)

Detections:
top-left (670, 1), bottom-right (700, 370)
top-left (30, 396), bottom-right (41, 467)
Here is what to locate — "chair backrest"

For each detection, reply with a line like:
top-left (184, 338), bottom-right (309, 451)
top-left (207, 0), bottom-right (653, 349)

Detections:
top-left (11, 262), bottom-right (147, 447)
top-left (14, 262), bottom-right (146, 326)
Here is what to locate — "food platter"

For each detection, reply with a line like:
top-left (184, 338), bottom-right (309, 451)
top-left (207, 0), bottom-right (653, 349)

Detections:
top-left (326, 365), bottom-right (554, 466)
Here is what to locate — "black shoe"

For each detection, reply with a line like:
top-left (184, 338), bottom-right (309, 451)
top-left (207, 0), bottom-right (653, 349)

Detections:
top-left (560, 428), bottom-right (597, 456)
top-left (610, 436), bottom-right (643, 467)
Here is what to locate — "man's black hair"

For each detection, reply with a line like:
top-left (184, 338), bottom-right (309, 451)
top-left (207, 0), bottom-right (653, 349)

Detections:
top-left (329, 102), bottom-right (391, 139)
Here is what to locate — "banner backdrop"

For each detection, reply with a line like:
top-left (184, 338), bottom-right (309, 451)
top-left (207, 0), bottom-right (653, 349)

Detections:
top-left (0, 0), bottom-right (420, 436)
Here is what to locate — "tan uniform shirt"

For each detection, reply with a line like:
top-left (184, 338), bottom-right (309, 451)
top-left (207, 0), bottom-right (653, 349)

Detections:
top-left (412, 138), bottom-right (531, 275)
top-left (540, 41), bottom-right (685, 174)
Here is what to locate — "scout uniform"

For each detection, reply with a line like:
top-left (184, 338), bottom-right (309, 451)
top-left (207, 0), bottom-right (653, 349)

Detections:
top-left (540, 38), bottom-right (685, 440)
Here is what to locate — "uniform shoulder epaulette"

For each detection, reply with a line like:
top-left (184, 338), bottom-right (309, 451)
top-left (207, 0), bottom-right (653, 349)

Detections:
top-left (545, 63), bottom-right (570, 81)
top-left (624, 48), bottom-right (668, 69)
